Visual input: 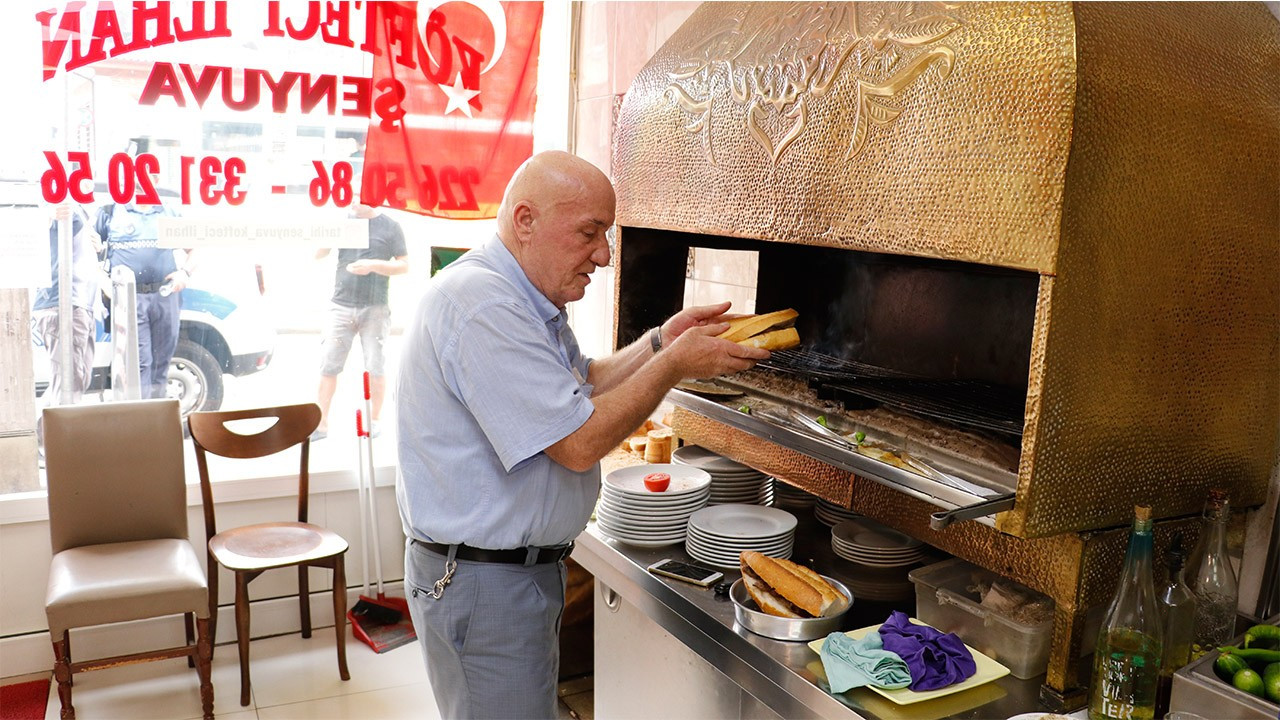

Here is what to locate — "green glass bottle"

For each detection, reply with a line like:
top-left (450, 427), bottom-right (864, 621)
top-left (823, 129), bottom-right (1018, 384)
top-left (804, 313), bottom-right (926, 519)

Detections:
top-left (1089, 505), bottom-right (1163, 720)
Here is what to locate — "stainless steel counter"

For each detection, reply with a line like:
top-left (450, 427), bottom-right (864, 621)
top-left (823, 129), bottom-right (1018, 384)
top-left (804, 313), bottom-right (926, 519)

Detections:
top-left (573, 517), bottom-right (1059, 720)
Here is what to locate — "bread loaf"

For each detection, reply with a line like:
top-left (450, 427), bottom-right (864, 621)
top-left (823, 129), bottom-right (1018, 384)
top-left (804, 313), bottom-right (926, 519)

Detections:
top-left (737, 327), bottom-right (799, 351)
top-left (716, 309), bottom-right (799, 343)
top-left (739, 551), bottom-right (845, 618)
top-left (644, 428), bottom-right (672, 463)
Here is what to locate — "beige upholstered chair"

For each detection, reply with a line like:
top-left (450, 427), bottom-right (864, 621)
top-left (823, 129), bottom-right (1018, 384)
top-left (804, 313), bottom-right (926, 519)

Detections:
top-left (189, 403), bottom-right (350, 707)
top-left (43, 399), bottom-right (212, 720)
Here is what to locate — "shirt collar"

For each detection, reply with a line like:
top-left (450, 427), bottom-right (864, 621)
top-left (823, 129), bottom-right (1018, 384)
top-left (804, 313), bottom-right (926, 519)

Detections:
top-left (484, 235), bottom-right (563, 323)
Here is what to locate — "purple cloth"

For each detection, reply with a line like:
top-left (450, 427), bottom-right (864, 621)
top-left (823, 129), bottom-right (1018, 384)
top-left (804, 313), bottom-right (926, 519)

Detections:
top-left (877, 611), bottom-right (977, 691)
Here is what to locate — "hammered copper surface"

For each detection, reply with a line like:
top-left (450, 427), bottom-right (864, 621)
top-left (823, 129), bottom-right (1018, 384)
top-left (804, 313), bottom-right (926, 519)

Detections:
top-left (1005, 3), bottom-right (1280, 537)
top-left (617, 2), bottom-right (1280, 538)
top-left (614, 2), bottom-right (1077, 272)
top-left (671, 407), bottom-right (853, 504)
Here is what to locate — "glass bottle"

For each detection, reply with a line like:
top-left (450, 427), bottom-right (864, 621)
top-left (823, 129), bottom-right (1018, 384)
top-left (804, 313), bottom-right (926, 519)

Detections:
top-left (1155, 540), bottom-right (1195, 717)
top-left (1186, 488), bottom-right (1238, 658)
top-left (1089, 505), bottom-right (1163, 720)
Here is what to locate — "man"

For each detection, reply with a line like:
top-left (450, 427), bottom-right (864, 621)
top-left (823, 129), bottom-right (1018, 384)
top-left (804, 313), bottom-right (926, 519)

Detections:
top-left (33, 204), bottom-right (101, 445)
top-left (312, 202), bottom-right (408, 440)
top-left (396, 151), bottom-right (768, 719)
top-left (99, 195), bottom-right (193, 400)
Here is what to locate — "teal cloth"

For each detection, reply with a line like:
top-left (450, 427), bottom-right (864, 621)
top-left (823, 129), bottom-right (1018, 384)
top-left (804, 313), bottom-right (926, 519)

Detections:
top-left (819, 631), bottom-right (913, 693)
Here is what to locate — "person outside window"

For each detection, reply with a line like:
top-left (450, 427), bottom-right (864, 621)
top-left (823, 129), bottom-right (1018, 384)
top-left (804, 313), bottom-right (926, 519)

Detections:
top-left (98, 188), bottom-right (194, 400)
top-left (33, 203), bottom-right (102, 448)
top-left (312, 202), bottom-right (408, 441)
top-left (396, 151), bottom-right (768, 719)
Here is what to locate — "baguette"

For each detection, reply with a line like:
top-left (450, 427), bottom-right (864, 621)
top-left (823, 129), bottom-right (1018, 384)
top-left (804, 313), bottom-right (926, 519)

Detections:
top-left (737, 327), bottom-right (800, 351)
top-left (716, 309), bottom-right (799, 343)
top-left (740, 551), bottom-right (845, 618)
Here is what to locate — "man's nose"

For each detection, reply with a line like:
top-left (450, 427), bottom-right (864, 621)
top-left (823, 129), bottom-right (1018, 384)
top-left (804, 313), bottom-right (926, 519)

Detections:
top-left (591, 240), bottom-right (611, 268)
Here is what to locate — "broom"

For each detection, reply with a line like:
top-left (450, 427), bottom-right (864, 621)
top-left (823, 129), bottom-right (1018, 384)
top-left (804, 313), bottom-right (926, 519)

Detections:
top-left (347, 374), bottom-right (416, 652)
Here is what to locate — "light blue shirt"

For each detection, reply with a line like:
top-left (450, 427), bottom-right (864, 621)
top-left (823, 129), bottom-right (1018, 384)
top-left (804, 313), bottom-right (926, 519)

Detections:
top-left (396, 236), bottom-right (598, 549)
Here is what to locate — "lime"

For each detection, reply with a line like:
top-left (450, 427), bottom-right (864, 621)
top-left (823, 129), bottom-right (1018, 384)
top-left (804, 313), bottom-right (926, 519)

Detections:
top-left (1232, 668), bottom-right (1265, 697)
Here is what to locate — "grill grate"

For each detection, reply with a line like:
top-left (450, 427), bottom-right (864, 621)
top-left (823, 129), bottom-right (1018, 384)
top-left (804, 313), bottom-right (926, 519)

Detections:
top-left (759, 348), bottom-right (1025, 437)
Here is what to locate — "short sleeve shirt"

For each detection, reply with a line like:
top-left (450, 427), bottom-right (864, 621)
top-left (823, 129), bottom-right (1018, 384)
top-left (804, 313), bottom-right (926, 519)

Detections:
top-left (104, 202), bottom-right (180, 286)
top-left (395, 235), bottom-right (598, 549)
top-left (332, 214), bottom-right (407, 307)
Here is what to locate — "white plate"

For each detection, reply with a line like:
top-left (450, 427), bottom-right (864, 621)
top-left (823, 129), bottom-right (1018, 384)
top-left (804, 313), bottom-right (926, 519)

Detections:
top-left (688, 505), bottom-right (797, 539)
top-left (593, 512), bottom-right (686, 530)
top-left (832, 518), bottom-right (922, 551)
top-left (671, 445), bottom-right (756, 472)
top-left (598, 529), bottom-right (686, 548)
top-left (830, 537), bottom-right (924, 556)
top-left (599, 494), bottom-right (707, 514)
top-left (687, 533), bottom-right (793, 550)
top-left (687, 544), bottom-right (792, 568)
top-left (596, 510), bottom-right (690, 532)
top-left (688, 529), bottom-right (793, 547)
top-left (604, 464), bottom-right (711, 498)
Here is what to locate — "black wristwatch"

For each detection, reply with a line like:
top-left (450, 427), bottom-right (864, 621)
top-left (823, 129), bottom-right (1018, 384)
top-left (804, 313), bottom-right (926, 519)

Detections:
top-left (649, 326), bottom-right (663, 353)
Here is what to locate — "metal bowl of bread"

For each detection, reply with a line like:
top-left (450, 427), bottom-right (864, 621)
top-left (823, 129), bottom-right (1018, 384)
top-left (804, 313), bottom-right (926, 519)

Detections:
top-left (730, 551), bottom-right (852, 641)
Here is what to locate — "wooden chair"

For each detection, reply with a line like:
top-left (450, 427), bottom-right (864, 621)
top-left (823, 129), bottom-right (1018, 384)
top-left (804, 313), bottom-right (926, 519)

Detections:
top-left (43, 399), bottom-right (213, 720)
top-left (188, 403), bottom-right (350, 707)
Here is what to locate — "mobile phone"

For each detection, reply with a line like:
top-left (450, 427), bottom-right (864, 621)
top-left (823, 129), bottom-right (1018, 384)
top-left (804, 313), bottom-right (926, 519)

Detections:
top-left (647, 559), bottom-right (724, 587)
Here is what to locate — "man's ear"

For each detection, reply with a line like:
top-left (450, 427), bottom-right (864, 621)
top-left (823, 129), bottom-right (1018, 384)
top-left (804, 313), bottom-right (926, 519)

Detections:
top-left (512, 201), bottom-right (536, 243)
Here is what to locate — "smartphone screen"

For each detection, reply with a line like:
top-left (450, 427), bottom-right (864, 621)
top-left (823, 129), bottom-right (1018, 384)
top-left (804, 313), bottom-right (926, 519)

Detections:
top-left (648, 560), bottom-right (723, 586)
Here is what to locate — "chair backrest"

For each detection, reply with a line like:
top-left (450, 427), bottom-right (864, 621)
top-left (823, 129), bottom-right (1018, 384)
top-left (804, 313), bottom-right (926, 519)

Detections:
top-left (44, 399), bottom-right (188, 555)
top-left (187, 403), bottom-right (321, 540)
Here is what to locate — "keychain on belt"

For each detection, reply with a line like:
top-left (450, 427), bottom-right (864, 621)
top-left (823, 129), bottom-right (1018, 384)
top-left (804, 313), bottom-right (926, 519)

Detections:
top-left (427, 545), bottom-right (459, 600)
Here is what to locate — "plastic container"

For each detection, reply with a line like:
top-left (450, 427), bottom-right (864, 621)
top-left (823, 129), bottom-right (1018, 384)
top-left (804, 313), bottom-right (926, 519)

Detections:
top-left (909, 558), bottom-right (1055, 679)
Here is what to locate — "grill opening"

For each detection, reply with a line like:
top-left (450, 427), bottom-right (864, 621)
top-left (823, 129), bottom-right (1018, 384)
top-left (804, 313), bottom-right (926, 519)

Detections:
top-left (618, 227), bottom-right (1040, 443)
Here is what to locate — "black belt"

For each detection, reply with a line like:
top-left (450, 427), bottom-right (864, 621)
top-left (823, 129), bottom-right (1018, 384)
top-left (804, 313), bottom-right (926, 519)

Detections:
top-left (413, 539), bottom-right (573, 565)
top-left (136, 282), bottom-right (166, 294)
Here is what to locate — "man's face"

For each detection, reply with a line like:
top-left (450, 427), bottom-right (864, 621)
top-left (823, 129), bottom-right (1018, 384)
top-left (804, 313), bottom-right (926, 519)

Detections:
top-left (524, 186), bottom-right (615, 308)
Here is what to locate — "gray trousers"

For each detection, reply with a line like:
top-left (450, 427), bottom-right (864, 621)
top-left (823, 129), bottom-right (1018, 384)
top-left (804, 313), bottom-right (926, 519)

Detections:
top-left (405, 540), bottom-right (566, 720)
top-left (136, 291), bottom-right (180, 399)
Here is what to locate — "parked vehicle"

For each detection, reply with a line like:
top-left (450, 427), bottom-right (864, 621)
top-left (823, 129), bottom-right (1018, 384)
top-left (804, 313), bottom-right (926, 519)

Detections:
top-left (17, 180), bottom-right (276, 417)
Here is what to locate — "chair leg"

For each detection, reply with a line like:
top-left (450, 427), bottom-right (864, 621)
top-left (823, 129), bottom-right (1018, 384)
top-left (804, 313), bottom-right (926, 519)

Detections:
top-left (235, 572), bottom-right (252, 707)
top-left (298, 565), bottom-right (312, 638)
top-left (207, 560), bottom-right (219, 662)
top-left (195, 617), bottom-right (214, 720)
top-left (333, 555), bottom-right (350, 681)
top-left (52, 631), bottom-right (74, 720)
top-left (185, 612), bottom-right (196, 668)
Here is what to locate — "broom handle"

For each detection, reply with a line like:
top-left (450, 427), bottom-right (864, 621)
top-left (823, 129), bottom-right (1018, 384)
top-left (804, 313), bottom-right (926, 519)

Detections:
top-left (363, 372), bottom-right (387, 597)
top-left (355, 410), bottom-right (371, 596)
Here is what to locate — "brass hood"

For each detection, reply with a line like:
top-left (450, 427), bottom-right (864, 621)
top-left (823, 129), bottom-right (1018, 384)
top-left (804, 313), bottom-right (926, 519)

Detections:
top-left (612, 2), bottom-right (1280, 537)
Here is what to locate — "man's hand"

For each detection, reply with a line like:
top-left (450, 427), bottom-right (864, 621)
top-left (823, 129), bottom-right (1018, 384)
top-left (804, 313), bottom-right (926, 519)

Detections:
top-left (163, 268), bottom-right (190, 293)
top-left (661, 323), bottom-right (771, 380)
top-left (659, 301), bottom-right (741, 347)
top-left (346, 259), bottom-right (375, 275)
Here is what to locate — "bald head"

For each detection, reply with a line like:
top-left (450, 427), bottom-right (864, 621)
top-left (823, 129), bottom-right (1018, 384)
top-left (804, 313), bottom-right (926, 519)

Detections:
top-left (498, 151), bottom-right (613, 243)
top-left (498, 151), bottom-right (616, 308)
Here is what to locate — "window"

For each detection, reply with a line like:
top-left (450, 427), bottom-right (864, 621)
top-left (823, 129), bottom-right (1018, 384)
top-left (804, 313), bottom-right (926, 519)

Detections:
top-left (2, 1), bottom-right (572, 494)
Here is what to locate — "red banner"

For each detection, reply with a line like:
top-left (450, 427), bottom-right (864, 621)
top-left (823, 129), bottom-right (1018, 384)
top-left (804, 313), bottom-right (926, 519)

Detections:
top-left (361, 1), bottom-right (542, 219)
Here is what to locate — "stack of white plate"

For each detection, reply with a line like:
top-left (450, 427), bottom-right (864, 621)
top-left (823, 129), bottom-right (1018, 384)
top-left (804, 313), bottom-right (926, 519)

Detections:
top-left (772, 479), bottom-right (817, 510)
top-left (815, 499), bottom-right (862, 526)
top-left (673, 445), bottom-right (772, 506)
top-left (685, 504), bottom-right (797, 568)
top-left (595, 464), bottom-right (711, 548)
top-left (830, 517), bottom-right (926, 568)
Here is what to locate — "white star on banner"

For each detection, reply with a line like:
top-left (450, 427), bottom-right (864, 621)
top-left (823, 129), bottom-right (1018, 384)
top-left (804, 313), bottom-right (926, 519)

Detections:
top-left (441, 75), bottom-right (481, 118)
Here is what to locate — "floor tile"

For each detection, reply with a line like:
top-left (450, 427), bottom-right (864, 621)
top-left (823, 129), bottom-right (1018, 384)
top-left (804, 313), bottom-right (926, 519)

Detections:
top-left (256, 681), bottom-right (438, 720)
top-left (244, 626), bottom-right (427, 709)
top-left (43, 651), bottom-right (246, 720)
